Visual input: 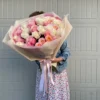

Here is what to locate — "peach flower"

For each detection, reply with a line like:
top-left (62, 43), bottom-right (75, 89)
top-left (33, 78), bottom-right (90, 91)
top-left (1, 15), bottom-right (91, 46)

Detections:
top-left (38, 38), bottom-right (45, 45)
top-left (35, 42), bottom-right (42, 47)
top-left (45, 35), bottom-right (53, 42)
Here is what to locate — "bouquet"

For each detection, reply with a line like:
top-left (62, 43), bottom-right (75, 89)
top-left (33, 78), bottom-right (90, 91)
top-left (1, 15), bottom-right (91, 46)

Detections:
top-left (10, 14), bottom-right (62, 47)
top-left (2, 12), bottom-right (72, 94)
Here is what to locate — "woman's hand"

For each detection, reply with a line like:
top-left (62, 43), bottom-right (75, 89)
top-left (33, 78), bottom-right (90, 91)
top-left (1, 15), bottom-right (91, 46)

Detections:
top-left (51, 57), bottom-right (63, 63)
top-left (39, 57), bottom-right (63, 63)
top-left (39, 59), bottom-right (45, 63)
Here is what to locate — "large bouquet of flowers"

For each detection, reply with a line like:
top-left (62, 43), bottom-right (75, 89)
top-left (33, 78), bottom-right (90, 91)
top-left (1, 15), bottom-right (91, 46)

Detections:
top-left (3, 12), bottom-right (72, 94)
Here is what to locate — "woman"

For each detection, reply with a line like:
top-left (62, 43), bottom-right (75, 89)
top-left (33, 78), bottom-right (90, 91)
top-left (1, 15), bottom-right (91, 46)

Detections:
top-left (29, 11), bottom-right (70, 100)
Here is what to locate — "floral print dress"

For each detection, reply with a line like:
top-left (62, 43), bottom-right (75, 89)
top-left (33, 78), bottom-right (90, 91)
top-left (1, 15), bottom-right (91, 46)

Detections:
top-left (35, 68), bottom-right (70, 100)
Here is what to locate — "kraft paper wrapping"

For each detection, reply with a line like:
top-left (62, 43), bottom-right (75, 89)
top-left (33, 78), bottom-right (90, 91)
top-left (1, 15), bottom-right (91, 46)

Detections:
top-left (2, 13), bottom-right (72, 61)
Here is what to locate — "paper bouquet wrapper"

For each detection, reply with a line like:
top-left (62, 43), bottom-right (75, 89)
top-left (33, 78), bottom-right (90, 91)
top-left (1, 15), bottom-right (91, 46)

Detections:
top-left (2, 13), bottom-right (72, 61)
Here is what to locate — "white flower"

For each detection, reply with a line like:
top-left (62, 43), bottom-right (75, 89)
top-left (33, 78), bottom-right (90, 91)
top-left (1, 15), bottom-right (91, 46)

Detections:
top-left (16, 42), bottom-right (24, 46)
top-left (45, 25), bottom-right (57, 36)
top-left (45, 25), bottom-right (53, 31)
top-left (35, 17), bottom-right (45, 25)
top-left (21, 24), bottom-right (30, 33)
top-left (37, 25), bottom-right (46, 35)
top-left (32, 31), bottom-right (40, 39)
top-left (44, 16), bottom-right (51, 21)
top-left (52, 29), bottom-right (57, 36)
top-left (21, 32), bottom-right (29, 39)
top-left (22, 24), bottom-right (27, 28)
top-left (53, 19), bottom-right (62, 26)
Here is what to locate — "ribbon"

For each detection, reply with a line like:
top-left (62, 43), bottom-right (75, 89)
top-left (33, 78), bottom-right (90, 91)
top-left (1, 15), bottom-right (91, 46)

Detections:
top-left (39, 59), bottom-right (54, 96)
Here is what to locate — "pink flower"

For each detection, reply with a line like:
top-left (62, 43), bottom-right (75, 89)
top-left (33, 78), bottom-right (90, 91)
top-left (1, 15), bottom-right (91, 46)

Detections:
top-left (35, 42), bottom-right (42, 47)
top-left (12, 26), bottom-right (22, 36)
top-left (26, 42), bottom-right (33, 46)
top-left (13, 36), bottom-right (25, 43)
top-left (27, 20), bottom-right (36, 28)
top-left (16, 28), bottom-right (22, 35)
top-left (12, 31), bottom-right (18, 37)
top-left (44, 13), bottom-right (54, 17)
top-left (55, 16), bottom-right (62, 21)
top-left (26, 36), bottom-right (36, 46)
top-left (38, 38), bottom-right (45, 45)
top-left (17, 37), bottom-right (24, 42)
top-left (30, 25), bottom-right (37, 32)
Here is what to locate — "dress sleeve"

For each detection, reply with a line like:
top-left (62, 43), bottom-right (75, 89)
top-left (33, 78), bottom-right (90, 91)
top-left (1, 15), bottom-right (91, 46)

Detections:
top-left (58, 40), bottom-right (71, 64)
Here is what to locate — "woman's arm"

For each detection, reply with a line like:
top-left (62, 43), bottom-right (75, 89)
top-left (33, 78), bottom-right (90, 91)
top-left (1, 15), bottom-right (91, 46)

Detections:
top-left (51, 40), bottom-right (70, 64)
top-left (38, 41), bottom-right (70, 63)
top-left (51, 57), bottom-right (63, 63)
